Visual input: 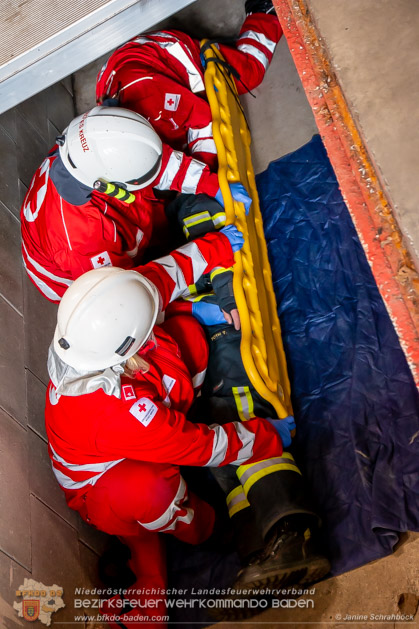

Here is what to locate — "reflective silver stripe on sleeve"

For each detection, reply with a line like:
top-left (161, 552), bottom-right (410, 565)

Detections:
top-left (238, 30), bottom-right (277, 54)
top-left (182, 160), bottom-right (206, 194)
top-left (192, 368), bottom-right (207, 388)
top-left (155, 254), bottom-right (188, 298)
top-left (51, 459), bottom-right (123, 491)
top-left (166, 42), bottom-right (205, 92)
top-left (187, 122), bottom-right (213, 144)
top-left (237, 43), bottom-right (269, 70)
top-left (51, 457), bottom-right (124, 489)
top-left (154, 151), bottom-right (184, 191)
top-left (176, 240), bottom-right (208, 282)
top-left (190, 139), bottom-right (218, 155)
top-left (154, 223), bottom-right (209, 301)
top-left (125, 228), bottom-right (144, 258)
top-left (23, 263), bottom-right (62, 302)
top-left (22, 242), bottom-right (73, 286)
top-left (231, 422), bottom-right (255, 465)
top-left (132, 34), bottom-right (204, 93)
top-left (205, 424), bottom-right (229, 466)
top-left (51, 466), bottom-right (97, 490)
top-left (49, 434), bottom-right (126, 490)
top-left (138, 476), bottom-right (189, 531)
top-left (132, 36), bottom-right (153, 45)
top-left (50, 445), bottom-right (124, 473)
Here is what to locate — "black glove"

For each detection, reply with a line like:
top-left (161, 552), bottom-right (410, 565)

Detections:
top-left (210, 268), bottom-right (236, 315)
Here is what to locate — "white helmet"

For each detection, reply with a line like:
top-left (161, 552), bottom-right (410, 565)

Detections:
top-left (54, 267), bottom-right (160, 371)
top-left (58, 106), bottom-right (163, 190)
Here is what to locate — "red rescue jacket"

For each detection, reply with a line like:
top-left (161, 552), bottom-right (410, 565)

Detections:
top-left (21, 143), bottom-right (219, 302)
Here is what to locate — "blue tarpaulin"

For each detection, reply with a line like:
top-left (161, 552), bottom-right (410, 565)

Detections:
top-left (257, 133), bottom-right (419, 574)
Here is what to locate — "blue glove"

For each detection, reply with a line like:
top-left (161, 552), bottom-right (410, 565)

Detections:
top-left (215, 183), bottom-right (252, 215)
top-left (266, 416), bottom-right (296, 448)
top-left (220, 225), bottom-right (244, 252)
top-left (230, 182), bottom-right (252, 214)
top-left (191, 300), bottom-right (226, 326)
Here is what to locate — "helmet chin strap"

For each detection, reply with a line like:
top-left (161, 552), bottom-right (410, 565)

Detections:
top-left (93, 178), bottom-right (135, 204)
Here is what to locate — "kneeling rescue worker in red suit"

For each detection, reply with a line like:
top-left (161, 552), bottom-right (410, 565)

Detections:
top-left (20, 106), bottom-right (250, 303)
top-left (45, 226), bottom-right (297, 628)
top-left (96, 0), bottom-right (282, 170)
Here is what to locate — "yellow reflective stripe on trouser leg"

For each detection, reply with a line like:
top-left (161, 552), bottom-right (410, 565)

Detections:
top-left (226, 485), bottom-right (251, 518)
top-left (236, 453), bottom-right (302, 497)
top-left (232, 386), bottom-right (255, 421)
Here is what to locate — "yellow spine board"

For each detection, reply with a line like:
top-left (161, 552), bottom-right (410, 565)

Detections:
top-left (202, 42), bottom-right (292, 418)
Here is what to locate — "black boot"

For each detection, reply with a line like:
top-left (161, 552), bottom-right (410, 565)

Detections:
top-left (233, 516), bottom-right (330, 592)
top-left (245, 0), bottom-right (276, 15)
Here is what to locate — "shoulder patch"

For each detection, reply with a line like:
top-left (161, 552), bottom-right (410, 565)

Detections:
top-left (129, 397), bottom-right (158, 427)
top-left (90, 251), bottom-right (112, 269)
top-left (164, 93), bottom-right (181, 111)
top-left (162, 374), bottom-right (176, 407)
top-left (122, 385), bottom-right (136, 402)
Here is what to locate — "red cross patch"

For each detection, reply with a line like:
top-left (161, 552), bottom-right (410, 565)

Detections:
top-left (164, 93), bottom-right (181, 111)
top-left (90, 251), bottom-right (112, 269)
top-left (129, 397), bottom-right (158, 426)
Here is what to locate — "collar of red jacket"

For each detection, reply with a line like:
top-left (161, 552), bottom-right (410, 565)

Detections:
top-left (49, 147), bottom-right (93, 206)
top-left (47, 343), bottom-right (124, 398)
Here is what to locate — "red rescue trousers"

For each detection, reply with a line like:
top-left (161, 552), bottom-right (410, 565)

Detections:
top-left (87, 461), bottom-right (215, 628)
top-left (75, 316), bottom-right (212, 628)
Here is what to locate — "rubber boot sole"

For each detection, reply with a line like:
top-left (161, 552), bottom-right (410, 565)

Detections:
top-left (237, 554), bottom-right (331, 592)
top-left (209, 555), bottom-right (330, 622)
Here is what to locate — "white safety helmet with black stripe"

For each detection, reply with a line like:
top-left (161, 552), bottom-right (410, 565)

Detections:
top-left (58, 106), bottom-right (163, 191)
top-left (53, 267), bottom-right (160, 371)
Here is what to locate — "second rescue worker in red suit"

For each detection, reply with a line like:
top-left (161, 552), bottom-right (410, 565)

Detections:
top-left (96, 0), bottom-right (282, 169)
top-left (21, 107), bottom-right (250, 303)
top-left (45, 227), bottom-right (289, 628)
